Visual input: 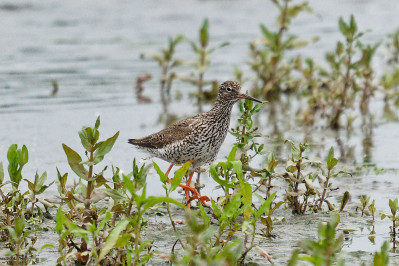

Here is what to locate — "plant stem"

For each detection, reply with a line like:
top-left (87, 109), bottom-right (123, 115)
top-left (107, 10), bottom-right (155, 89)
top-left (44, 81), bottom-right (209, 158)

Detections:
top-left (293, 151), bottom-right (303, 214)
top-left (85, 151), bottom-right (94, 210)
top-left (331, 40), bottom-right (353, 129)
top-left (393, 213), bottom-right (397, 249)
top-left (266, 174), bottom-right (272, 199)
top-left (239, 223), bottom-right (256, 265)
top-left (30, 193), bottom-right (36, 216)
top-left (134, 209), bottom-right (142, 266)
top-left (161, 65), bottom-right (169, 115)
top-left (318, 169), bottom-right (331, 210)
top-left (166, 199), bottom-right (185, 249)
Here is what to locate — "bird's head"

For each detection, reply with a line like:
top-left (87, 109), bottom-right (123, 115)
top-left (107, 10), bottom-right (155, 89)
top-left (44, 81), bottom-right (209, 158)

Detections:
top-left (217, 81), bottom-right (262, 104)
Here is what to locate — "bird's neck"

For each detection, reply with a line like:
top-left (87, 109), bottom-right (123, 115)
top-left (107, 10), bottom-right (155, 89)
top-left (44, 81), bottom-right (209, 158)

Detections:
top-left (208, 99), bottom-right (235, 120)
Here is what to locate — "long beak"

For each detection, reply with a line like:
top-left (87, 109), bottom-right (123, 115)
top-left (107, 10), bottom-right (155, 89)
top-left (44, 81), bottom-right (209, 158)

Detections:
top-left (237, 93), bottom-right (262, 103)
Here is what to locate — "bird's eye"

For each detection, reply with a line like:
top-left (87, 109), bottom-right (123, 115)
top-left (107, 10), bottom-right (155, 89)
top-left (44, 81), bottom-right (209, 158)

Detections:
top-left (226, 87), bottom-right (232, 92)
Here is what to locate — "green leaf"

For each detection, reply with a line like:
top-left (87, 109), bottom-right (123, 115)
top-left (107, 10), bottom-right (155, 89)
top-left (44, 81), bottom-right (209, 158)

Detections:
top-left (55, 207), bottom-right (64, 235)
top-left (373, 241), bottom-right (390, 266)
top-left (21, 145), bottom-right (29, 165)
top-left (123, 175), bottom-right (136, 196)
top-left (260, 24), bottom-right (274, 42)
top-left (255, 191), bottom-right (277, 219)
top-left (327, 147), bottom-right (338, 170)
top-left (7, 144), bottom-right (17, 163)
top-left (200, 18), bottom-right (209, 47)
top-left (25, 179), bottom-right (35, 192)
top-left (64, 218), bottom-right (89, 242)
top-left (94, 116), bottom-right (101, 129)
top-left (36, 171), bottom-right (47, 191)
top-left (93, 131), bottom-right (119, 164)
top-left (222, 193), bottom-right (242, 219)
top-left (115, 234), bottom-right (132, 248)
top-left (211, 200), bottom-right (221, 218)
top-left (62, 144), bottom-right (89, 180)
top-left (389, 199), bottom-right (398, 215)
top-left (142, 196), bottom-right (186, 213)
top-left (338, 17), bottom-right (348, 36)
top-left (241, 182), bottom-right (252, 220)
top-left (209, 162), bottom-right (236, 189)
top-left (153, 162), bottom-right (167, 184)
top-left (103, 188), bottom-right (126, 201)
top-left (98, 212), bottom-right (112, 232)
top-left (14, 216), bottom-right (25, 237)
top-left (98, 218), bottom-right (130, 261)
top-left (231, 160), bottom-right (243, 181)
top-left (199, 204), bottom-right (210, 226)
top-left (7, 144), bottom-right (28, 189)
top-left (227, 145), bottom-right (238, 161)
top-left (171, 161), bottom-right (191, 192)
top-left (78, 127), bottom-right (92, 151)
top-left (349, 14), bottom-right (357, 34)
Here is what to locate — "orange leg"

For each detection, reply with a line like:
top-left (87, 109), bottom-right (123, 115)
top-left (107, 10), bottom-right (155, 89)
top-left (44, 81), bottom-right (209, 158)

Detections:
top-left (165, 164), bottom-right (174, 177)
top-left (164, 165), bottom-right (210, 208)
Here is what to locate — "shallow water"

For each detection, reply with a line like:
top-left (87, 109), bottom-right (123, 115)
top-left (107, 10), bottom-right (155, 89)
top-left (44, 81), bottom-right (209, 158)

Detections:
top-left (2, 0), bottom-right (399, 264)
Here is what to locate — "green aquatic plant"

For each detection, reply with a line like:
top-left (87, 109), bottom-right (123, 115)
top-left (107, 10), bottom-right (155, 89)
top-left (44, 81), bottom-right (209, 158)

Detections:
top-left (289, 214), bottom-right (344, 265)
top-left (317, 147), bottom-right (342, 211)
top-left (283, 141), bottom-right (311, 214)
top-left (282, 143), bottom-right (348, 214)
top-left (357, 195), bottom-right (371, 217)
top-left (255, 191), bottom-right (284, 237)
top-left (62, 116), bottom-right (119, 211)
top-left (249, 0), bottom-right (315, 100)
top-left (381, 198), bottom-right (399, 250)
top-left (170, 209), bottom-right (243, 266)
top-left (373, 241), bottom-right (390, 266)
top-left (368, 199), bottom-right (377, 222)
top-left (387, 29), bottom-right (399, 66)
top-left (230, 97), bottom-right (265, 167)
top-left (380, 29), bottom-right (399, 122)
top-left (0, 145), bottom-right (53, 265)
top-left (326, 15), bottom-right (374, 129)
top-left (142, 34), bottom-right (184, 123)
top-left (181, 18), bottom-right (229, 111)
top-left (57, 117), bottom-right (190, 265)
top-left (5, 215), bottom-right (53, 266)
top-left (25, 171), bottom-right (54, 217)
top-left (7, 144), bottom-right (28, 191)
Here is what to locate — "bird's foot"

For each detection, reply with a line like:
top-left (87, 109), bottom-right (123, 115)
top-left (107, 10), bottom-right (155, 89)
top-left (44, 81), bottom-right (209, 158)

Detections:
top-left (187, 194), bottom-right (210, 207)
top-left (180, 184), bottom-right (210, 208)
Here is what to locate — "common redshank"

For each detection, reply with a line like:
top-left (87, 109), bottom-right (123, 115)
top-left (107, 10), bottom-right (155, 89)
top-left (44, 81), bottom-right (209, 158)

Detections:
top-left (128, 81), bottom-right (262, 207)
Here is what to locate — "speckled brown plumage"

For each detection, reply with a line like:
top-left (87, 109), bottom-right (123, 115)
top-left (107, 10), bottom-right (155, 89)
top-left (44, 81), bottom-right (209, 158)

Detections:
top-left (128, 81), bottom-right (261, 169)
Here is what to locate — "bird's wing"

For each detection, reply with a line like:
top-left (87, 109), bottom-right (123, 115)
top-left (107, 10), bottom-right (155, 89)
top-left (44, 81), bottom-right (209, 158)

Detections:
top-left (129, 117), bottom-right (197, 149)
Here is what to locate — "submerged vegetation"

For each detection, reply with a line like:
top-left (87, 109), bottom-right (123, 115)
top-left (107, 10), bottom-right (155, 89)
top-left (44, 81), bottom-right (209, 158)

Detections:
top-left (2, 0), bottom-right (399, 265)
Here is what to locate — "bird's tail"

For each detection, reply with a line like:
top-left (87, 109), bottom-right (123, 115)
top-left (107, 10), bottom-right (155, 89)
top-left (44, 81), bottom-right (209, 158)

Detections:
top-left (128, 139), bottom-right (138, 145)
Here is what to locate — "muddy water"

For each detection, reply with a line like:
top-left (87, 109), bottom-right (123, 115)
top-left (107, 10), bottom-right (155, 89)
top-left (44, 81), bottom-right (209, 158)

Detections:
top-left (2, 0), bottom-right (399, 264)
